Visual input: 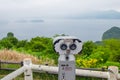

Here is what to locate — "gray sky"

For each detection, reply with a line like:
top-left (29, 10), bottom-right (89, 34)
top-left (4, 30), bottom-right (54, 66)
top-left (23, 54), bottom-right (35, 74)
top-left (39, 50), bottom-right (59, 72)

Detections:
top-left (0, 0), bottom-right (120, 19)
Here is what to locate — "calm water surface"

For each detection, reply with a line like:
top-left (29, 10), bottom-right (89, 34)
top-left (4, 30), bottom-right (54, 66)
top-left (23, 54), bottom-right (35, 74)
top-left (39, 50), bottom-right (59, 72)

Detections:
top-left (0, 19), bottom-right (120, 41)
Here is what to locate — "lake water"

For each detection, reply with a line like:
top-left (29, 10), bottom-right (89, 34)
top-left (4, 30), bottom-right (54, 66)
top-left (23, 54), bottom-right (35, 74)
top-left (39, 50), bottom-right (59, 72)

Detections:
top-left (0, 19), bottom-right (120, 41)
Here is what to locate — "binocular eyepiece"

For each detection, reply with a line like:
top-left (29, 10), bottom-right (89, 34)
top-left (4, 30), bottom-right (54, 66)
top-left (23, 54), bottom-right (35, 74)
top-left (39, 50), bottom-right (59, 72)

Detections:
top-left (53, 36), bottom-right (82, 55)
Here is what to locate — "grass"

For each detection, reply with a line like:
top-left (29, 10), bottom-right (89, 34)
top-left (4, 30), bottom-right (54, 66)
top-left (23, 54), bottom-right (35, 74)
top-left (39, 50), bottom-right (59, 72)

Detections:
top-left (0, 49), bottom-right (39, 63)
top-left (0, 49), bottom-right (56, 65)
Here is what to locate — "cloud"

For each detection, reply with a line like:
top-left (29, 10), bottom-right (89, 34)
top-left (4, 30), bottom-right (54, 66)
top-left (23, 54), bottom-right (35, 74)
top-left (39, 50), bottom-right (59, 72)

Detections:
top-left (0, 0), bottom-right (120, 19)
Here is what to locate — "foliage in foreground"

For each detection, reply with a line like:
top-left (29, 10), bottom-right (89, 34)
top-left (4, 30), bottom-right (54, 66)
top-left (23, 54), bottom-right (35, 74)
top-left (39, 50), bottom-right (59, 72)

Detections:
top-left (0, 32), bottom-right (120, 68)
top-left (76, 39), bottom-right (120, 68)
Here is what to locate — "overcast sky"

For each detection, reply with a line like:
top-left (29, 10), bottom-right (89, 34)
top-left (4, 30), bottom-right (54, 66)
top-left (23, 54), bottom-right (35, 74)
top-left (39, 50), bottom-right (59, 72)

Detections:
top-left (0, 0), bottom-right (120, 19)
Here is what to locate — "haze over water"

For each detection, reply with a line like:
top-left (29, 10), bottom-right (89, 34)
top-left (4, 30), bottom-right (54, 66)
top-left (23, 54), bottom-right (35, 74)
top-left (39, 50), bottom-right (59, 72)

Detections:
top-left (0, 19), bottom-right (120, 41)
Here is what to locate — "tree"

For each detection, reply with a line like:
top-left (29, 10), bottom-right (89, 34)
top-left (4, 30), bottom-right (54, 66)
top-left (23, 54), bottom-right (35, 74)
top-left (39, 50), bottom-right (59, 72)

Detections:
top-left (82, 41), bottom-right (96, 57)
top-left (0, 32), bottom-right (18, 49)
top-left (7, 32), bottom-right (14, 37)
top-left (0, 39), bottom-right (13, 49)
top-left (103, 39), bottom-right (120, 62)
top-left (31, 42), bottom-right (46, 52)
top-left (90, 46), bottom-right (110, 63)
top-left (53, 34), bottom-right (68, 38)
top-left (24, 36), bottom-right (52, 52)
top-left (16, 40), bottom-right (28, 48)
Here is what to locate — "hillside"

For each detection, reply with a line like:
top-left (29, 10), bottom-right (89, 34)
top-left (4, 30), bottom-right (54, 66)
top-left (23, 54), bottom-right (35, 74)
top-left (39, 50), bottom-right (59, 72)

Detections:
top-left (102, 26), bottom-right (120, 40)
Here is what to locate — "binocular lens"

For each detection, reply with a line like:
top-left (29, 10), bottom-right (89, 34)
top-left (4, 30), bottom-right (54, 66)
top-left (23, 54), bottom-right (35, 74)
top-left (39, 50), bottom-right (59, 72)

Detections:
top-left (70, 44), bottom-right (77, 50)
top-left (60, 44), bottom-right (67, 50)
top-left (60, 44), bottom-right (77, 50)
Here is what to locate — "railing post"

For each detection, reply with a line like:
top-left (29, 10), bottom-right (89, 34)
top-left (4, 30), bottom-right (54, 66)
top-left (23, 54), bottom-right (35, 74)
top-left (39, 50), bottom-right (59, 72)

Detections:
top-left (23, 58), bottom-right (33, 80)
top-left (101, 67), bottom-right (105, 80)
top-left (20, 61), bottom-right (23, 67)
top-left (108, 66), bottom-right (118, 80)
top-left (0, 60), bottom-right (1, 69)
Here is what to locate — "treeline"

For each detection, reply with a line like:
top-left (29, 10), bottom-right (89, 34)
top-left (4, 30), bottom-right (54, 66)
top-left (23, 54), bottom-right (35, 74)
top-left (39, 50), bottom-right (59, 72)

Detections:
top-left (0, 32), bottom-right (120, 68)
top-left (0, 32), bottom-right (57, 62)
top-left (0, 32), bottom-right (52, 51)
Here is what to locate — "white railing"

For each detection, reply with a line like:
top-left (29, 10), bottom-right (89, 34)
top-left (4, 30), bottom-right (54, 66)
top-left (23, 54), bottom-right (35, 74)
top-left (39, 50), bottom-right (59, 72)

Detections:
top-left (1, 58), bottom-right (120, 80)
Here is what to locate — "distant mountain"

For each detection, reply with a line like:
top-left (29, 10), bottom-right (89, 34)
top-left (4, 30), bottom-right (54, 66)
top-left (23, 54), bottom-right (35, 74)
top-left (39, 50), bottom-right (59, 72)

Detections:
top-left (69, 10), bottom-right (120, 19)
top-left (16, 19), bottom-right (44, 23)
top-left (102, 26), bottom-right (120, 40)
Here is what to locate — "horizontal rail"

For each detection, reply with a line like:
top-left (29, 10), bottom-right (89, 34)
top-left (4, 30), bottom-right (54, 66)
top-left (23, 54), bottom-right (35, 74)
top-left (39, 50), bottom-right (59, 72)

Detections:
top-left (77, 67), bottom-right (108, 71)
top-left (31, 64), bottom-right (58, 74)
top-left (0, 60), bottom-right (23, 71)
top-left (0, 60), bottom-right (22, 64)
top-left (1, 66), bottom-right (27, 80)
top-left (0, 68), bottom-right (16, 71)
top-left (31, 64), bottom-right (107, 78)
top-left (1, 59), bottom-right (120, 80)
top-left (31, 64), bottom-right (120, 79)
top-left (76, 69), bottom-right (108, 78)
top-left (1, 60), bottom-right (119, 72)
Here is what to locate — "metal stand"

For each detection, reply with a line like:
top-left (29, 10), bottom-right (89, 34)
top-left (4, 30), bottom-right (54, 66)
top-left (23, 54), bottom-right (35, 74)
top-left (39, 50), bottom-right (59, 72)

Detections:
top-left (58, 54), bottom-right (75, 80)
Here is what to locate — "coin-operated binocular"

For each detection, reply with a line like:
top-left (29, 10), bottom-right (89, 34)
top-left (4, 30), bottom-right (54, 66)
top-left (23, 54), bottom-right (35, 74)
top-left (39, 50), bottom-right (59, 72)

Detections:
top-left (53, 36), bottom-right (82, 80)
